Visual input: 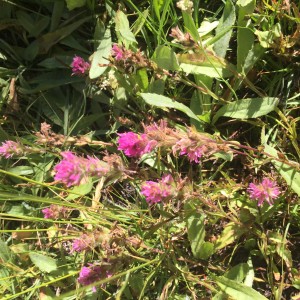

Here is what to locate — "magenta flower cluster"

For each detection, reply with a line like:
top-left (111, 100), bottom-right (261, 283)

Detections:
top-left (42, 205), bottom-right (68, 219)
top-left (72, 234), bottom-right (94, 252)
top-left (248, 177), bottom-right (280, 206)
top-left (117, 132), bottom-right (156, 157)
top-left (141, 174), bottom-right (175, 205)
top-left (71, 56), bottom-right (90, 75)
top-left (54, 151), bottom-right (110, 187)
top-left (111, 44), bottom-right (124, 61)
top-left (78, 264), bottom-right (111, 292)
top-left (0, 140), bottom-right (24, 158)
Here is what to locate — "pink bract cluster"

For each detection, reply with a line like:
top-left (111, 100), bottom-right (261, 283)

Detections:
top-left (78, 264), bottom-right (111, 292)
top-left (72, 234), bottom-right (94, 252)
top-left (42, 205), bottom-right (68, 219)
top-left (71, 56), bottom-right (90, 75)
top-left (117, 120), bottom-right (229, 163)
top-left (0, 140), bottom-right (24, 158)
top-left (111, 44), bottom-right (124, 60)
top-left (54, 151), bottom-right (110, 187)
top-left (117, 132), bottom-right (156, 157)
top-left (248, 177), bottom-right (281, 206)
top-left (141, 174), bottom-right (175, 205)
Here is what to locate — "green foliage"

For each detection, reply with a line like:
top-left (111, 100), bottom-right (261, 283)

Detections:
top-left (0, 0), bottom-right (299, 299)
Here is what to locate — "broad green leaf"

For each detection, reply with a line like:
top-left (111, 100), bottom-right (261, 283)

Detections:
top-left (66, 179), bottom-right (93, 200)
top-left (224, 263), bottom-right (249, 281)
top-left (89, 27), bottom-right (111, 79)
top-left (0, 239), bottom-right (13, 263)
top-left (115, 10), bottom-right (137, 48)
top-left (134, 68), bottom-right (149, 91)
top-left (264, 145), bottom-right (300, 196)
top-left (19, 70), bottom-right (83, 94)
top-left (255, 24), bottom-right (281, 48)
top-left (186, 212), bottom-right (206, 259)
top-left (38, 16), bottom-right (91, 53)
top-left (8, 166), bottom-right (34, 176)
top-left (212, 97), bottom-right (279, 124)
top-left (178, 52), bottom-right (234, 78)
top-left (65, 0), bottom-right (86, 10)
top-left (214, 0), bottom-right (235, 58)
top-left (29, 252), bottom-right (58, 273)
top-left (198, 20), bottom-right (219, 37)
top-left (214, 276), bottom-right (268, 300)
top-left (140, 93), bottom-right (201, 123)
top-left (214, 222), bottom-right (247, 250)
top-left (182, 11), bottom-right (200, 42)
top-left (152, 45), bottom-right (179, 71)
top-left (38, 56), bottom-right (72, 69)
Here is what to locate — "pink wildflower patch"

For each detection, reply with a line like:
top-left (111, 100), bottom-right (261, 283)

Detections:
top-left (71, 56), bottom-right (90, 75)
top-left (118, 132), bottom-right (153, 157)
top-left (0, 140), bottom-right (23, 158)
top-left (248, 177), bottom-right (281, 206)
top-left (141, 174), bottom-right (174, 205)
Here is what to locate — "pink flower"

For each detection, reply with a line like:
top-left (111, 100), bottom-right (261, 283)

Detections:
top-left (53, 152), bottom-right (110, 187)
top-left (0, 140), bottom-right (23, 158)
top-left (141, 174), bottom-right (174, 205)
top-left (248, 177), bottom-right (281, 206)
top-left (42, 205), bottom-right (68, 219)
top-left (111, 44), bottom-right (124, 60)
top-left (72, 234), bottom-right (93, 252)
top-left (71, 56), bottom-right (90, 75)
top-left (118, 132), bottom-right (153, 157)
top-left (78, 264), bottom-right (111, 292)
top-left (173, 138), bottom-right (204, 163)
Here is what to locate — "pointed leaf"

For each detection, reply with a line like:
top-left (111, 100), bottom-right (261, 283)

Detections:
top-left (214, 276), bottom-right (268, 300)
top-left (140, 93), bottom-right (201, 123)
top-left (29, 252), bottom-right (58, 273)
top-left (212, 97), bottom-right (279, 124)
top-left (89, 28), bottom-right (111, 79)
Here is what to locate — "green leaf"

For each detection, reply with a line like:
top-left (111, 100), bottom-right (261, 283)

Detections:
top-left (89, 27), bottom-right (111, 79)
top-left (29, 252), bottom-right (58, 273)
top-left (213, 276), bottom-right (268, 300)
top-left (186, 212), bottom-right (206, 259)
top-left (264, 145), bottom-right (300, 196)
top-left (0, 239), bottom-right (13, 263)
top-left (153, 0), bottom-right (164, 19)
top-left (224, 263), bottom-right (249, 281)
top-left (37, 16), bottom-right (91, 53)
top-left (140, 93), bottom-right (201, 123)
top-left (115, 10), bottom-right (137, 48)
top-left (152, 45), bottom-right (179, 71)
top-left (65, 0), bottom-right (87, 10)
top-left (214, 0), bottom-right (235, 58)
top-left (214, 222), bottom-right (247, 250)
top-left (212, 97), bottom-right (279, 124)
top-left (178, 52), bottom-right (234, 78)
top-left (66, 179), bottom-right (93, 200)
top-left (8, 166), bottom-right (34, 176)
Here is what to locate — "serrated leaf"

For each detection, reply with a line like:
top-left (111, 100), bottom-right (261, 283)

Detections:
top-left (214, 276), bottom-right (268, 300)
top-left (140, 93), bottom-right (201, 123)
top-left (29, 252), bottom-right (58, 273)
top-left (212, 97), bottom-right (279, 124)
top-left (89, 27), bottom-right (111, 79)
